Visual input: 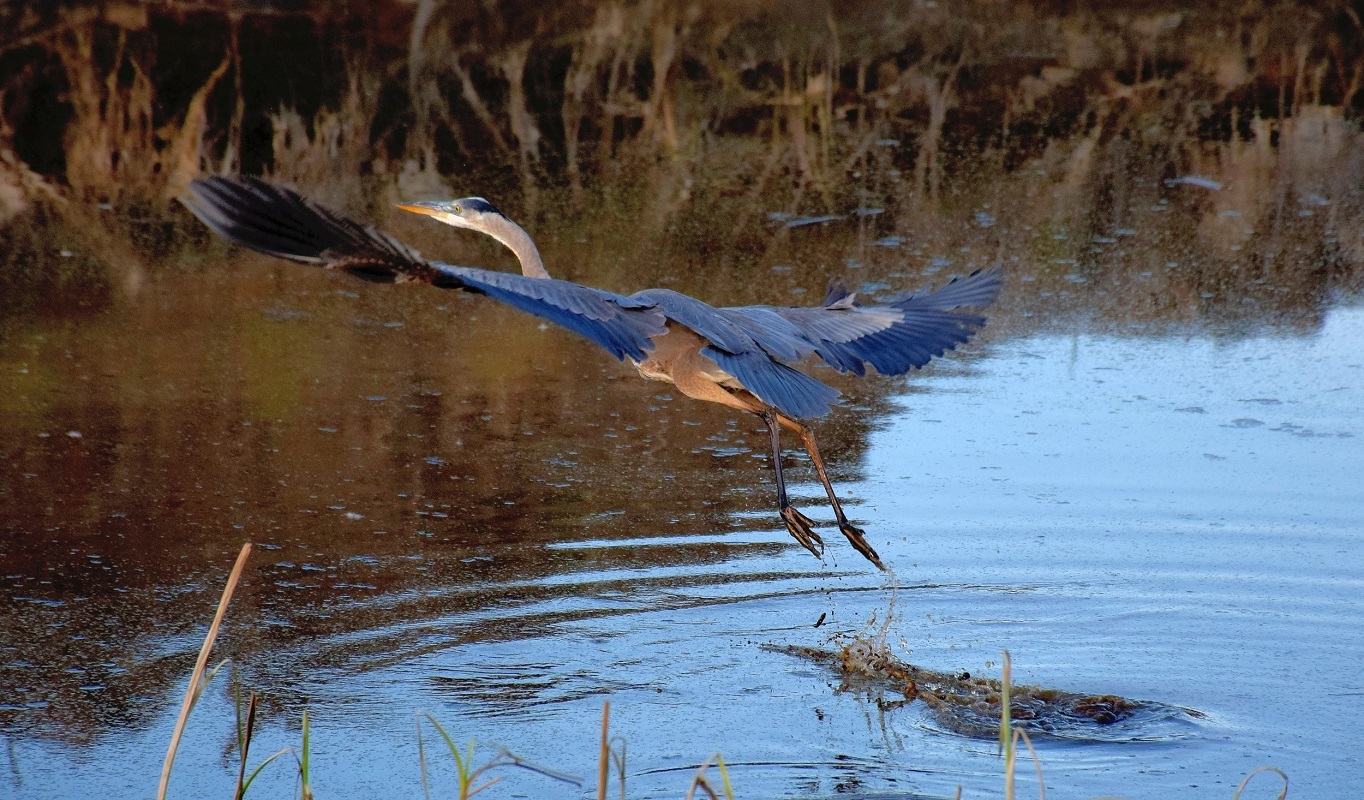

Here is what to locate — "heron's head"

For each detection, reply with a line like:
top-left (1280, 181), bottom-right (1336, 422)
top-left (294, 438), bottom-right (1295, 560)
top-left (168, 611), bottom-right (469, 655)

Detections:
top-left (396, 197), bottom-right (505, 233)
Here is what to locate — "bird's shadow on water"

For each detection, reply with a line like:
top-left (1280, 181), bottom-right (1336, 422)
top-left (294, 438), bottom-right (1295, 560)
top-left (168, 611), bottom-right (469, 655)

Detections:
top-left (770, 627), bottom-right (1205, 744)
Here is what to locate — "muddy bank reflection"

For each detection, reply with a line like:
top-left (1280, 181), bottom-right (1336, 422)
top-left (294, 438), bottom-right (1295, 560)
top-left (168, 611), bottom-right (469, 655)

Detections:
top-left (0, 258), bottom-right (883, 742)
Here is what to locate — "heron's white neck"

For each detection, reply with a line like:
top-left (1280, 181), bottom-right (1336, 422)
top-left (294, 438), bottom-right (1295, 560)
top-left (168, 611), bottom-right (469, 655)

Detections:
top-left (483, 214), bottom-right (550, 279)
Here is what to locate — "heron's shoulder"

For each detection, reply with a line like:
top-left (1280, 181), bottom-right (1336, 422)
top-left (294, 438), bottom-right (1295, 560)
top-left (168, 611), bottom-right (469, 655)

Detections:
top-left (628, 288), bottom-right (764, 352)
top-left (628, 286), bottom-right (710, 304)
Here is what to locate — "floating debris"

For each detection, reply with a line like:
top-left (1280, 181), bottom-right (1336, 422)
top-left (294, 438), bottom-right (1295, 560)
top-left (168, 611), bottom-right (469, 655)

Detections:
top-left (785, 214), bottom-right (845, 228)
top-left (703, 446), bottom-right (751, 458)
top-left (1165, 175), bottom-right (1223, 190)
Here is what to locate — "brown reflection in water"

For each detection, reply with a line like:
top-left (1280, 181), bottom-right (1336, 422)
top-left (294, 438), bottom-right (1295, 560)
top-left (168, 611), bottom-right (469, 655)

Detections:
top-left (841, 118), bottom-right (1364, 337)
top-left (0, 256), bottom-right (878, 742)
top-left (2, 130), bottom-right (1362, 744)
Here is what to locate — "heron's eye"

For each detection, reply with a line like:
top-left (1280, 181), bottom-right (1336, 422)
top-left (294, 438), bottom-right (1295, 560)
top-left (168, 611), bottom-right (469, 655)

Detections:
top-left (451, 204), bottom-right (463, 215)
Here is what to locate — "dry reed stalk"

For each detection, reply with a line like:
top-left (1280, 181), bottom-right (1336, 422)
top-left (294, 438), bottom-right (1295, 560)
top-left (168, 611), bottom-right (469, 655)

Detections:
top-left (52, 15), bottom-right (171, 200)
top-left (495, 40), bottom-right (542, 187)
top-left (1232, 766), bottom-right (1288, 800)
top-left (562, 3), bottom-right (621, 194)
top-left (643, 2), bottom-right (680, 154)
top-left (912, 51), bottom-right (964, 203)
top-left (683, 753), bottom-right (731, 800)
top-left (449, 53), bottom-right (513, 157)
top-left (157, 542), bottom-right (253, 800)
top-left (162, 53), bottom-right (231, 200)
top-left (596, 700), bottom-right (610, 800)
top-left (1000, 650), bottom-right (1046, 800)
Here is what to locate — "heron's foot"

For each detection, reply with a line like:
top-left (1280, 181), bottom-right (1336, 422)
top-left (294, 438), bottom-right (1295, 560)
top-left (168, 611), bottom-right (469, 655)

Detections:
top-left (838, 522), bottom-right (888, 572)
top-left (780, 505), bottom-right (824, 559)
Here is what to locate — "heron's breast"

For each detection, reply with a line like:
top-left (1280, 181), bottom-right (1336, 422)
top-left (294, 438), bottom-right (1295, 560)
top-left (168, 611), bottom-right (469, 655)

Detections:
top-left (633, 323), bottom-right (736, 386)
top-left (632, 358), bottom-right (674, 383)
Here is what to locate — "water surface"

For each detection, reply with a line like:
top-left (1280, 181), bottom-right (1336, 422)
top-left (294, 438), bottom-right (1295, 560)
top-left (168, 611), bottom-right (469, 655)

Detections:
top-left (2, 153), bottom-right (1362, 798)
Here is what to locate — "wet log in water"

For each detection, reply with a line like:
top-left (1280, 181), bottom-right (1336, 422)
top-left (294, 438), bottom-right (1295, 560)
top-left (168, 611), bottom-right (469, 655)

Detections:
top-left (777, 642), bottom-right (1203, 742)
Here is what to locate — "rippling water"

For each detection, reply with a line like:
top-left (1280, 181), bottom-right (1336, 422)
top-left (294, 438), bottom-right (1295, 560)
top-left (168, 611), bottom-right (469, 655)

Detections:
top-left (3, 146), bottom-right (1363, 798)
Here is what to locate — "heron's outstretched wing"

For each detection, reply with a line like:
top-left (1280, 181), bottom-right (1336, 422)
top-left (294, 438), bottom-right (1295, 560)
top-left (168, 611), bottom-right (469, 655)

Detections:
top-left (182, 177), bottom-right (666, 361)
top-left (435, 265), bottom-right (665, 361)
top-left (725, 266), bottom-right (1003, 377)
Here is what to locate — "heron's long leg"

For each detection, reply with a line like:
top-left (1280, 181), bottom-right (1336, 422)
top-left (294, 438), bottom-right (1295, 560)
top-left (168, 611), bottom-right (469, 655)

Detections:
top-left (778, 414), bottom-right (886, 571)
top-left (758, 409), bottom-right (824, 559)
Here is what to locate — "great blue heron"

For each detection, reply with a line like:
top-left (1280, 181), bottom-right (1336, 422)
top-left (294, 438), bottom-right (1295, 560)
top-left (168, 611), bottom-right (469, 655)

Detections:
top-left (182, 176), bottom-right (1002, 570)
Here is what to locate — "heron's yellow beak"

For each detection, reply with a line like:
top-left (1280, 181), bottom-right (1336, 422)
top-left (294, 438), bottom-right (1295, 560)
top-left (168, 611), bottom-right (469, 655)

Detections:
top-left (396, 203), bottom-right (441, 217)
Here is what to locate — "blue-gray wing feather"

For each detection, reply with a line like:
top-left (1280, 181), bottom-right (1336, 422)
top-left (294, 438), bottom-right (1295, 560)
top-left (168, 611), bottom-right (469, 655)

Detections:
top-left (763, 266), bottom-right (1002, 377)
top-left (628, 288), bottom-right (754, 352)
top-left (716, 306), bottom-right (816, 362)
top-left (435, 265), bottom-right (666, 361)
top-left (884, 265), bottom-right (1004, 309)
top-left (701, 346), bottom-right (841, 419)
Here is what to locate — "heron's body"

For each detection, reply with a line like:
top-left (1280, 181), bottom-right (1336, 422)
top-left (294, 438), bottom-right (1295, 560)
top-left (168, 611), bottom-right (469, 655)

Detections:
top-left (182, 176), bottom-right (1003, 570)
top-left (634, 324), bottom-right (741, 405)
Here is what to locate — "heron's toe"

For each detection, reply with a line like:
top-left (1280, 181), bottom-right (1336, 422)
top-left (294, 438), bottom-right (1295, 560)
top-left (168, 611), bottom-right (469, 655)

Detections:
top-left (780, 506), bottom-right (824, 559)
top-left (838, 522), bottom-right (887, 572)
